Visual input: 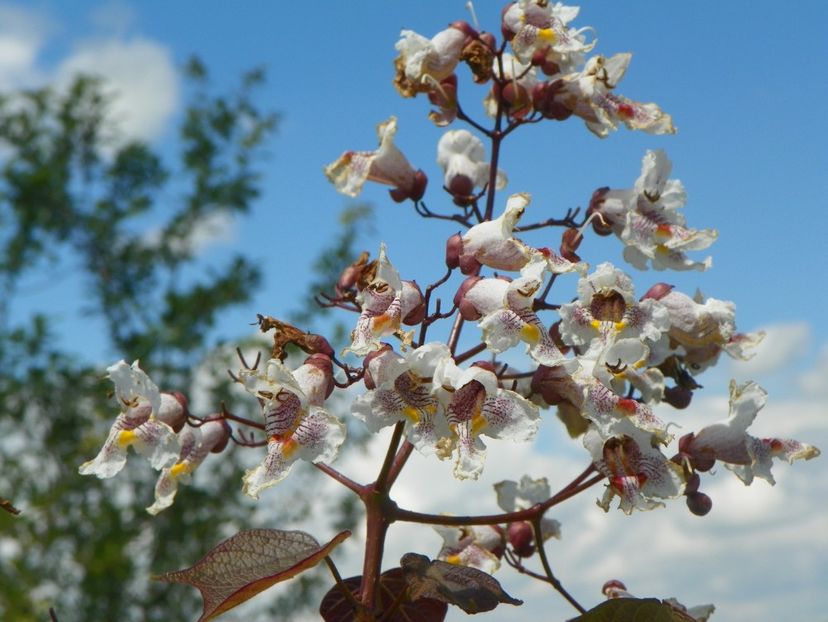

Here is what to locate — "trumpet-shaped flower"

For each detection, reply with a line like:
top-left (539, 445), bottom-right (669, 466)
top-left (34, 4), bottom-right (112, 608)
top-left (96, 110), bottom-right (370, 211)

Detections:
top-left (502, 1), bottom-right (595, 69)
top-left (585, 421), bottom-right (684, 514)
top-left (595, 150), bottom-right (717, 271)
top-left (563, 53), bottom-right (675, 138)
top-left (352, 342), bottom-right (451, 454)
top-left (239, 355), bottom-right (344, 498)
top-left (450, 193), bottom-right (534, 274)
top-left (324, 117), bottom-right (425, 201)
top-left (147, 419), bottom-right (230, 515)
top-left (433, 359), bottom-right (539, 480)
top-left (79, 360), bottom-right (181, 478)
top-left (654, 289), bottom-right (764, 374)
top-left (682, 381), bottom-right (820, 485)
top-left (394, 25), bottom-right (469, 97)
top-left (592, 338), bottom-right (665, 404)
top-left (455, 260), bottom-right (567, 368)
top-left (345, 244), bottom-right (423, 356)
top-left (433, 524), bottom-right (505, 574)
top-left (558, 262), bottom-right (670, 347)
top-left (436, 129), bottom-right (507, 198)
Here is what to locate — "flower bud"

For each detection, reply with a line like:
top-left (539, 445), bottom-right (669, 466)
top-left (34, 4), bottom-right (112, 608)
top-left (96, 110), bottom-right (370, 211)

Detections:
top-left (664, 385), bottom-right (693, 409)
top-left (640, 282), bottom-right (675, 301)
top-left (445, 232), bottom-right (464, 269)
top-left (203, 415), bottom-right (233, 453)
top-left (450, 20), bottom-right (478, 40)
top-left (684, 472), bottom-right (701, 495)
top-left (479, 32), bottom-right (496, 52)
top-left (587, 187), bottom-right (613, 236)
top-left (304, 353), bottom-right (335, 399)
top-left (401, 280), bottom-right (426, 325)
top-left (531, 80), bottom-right (572, 120)
top-left (390, 169), bottom-right (428, 203)
top-left (507, 521), bottom-right (535, 557)
top-left (686, 491), bottom-right (713, 516)
top-left (159, 392), bottom-right (188, 433)
top-left (501, 81), bottom-right (532, 118)
top-left (602, 579), bottom-right (628, 598)
top-left (560, 227), bottom-right (582, 263)
top-left (454, 276), bottom-right (484, 320)
top-left (362, 344), bottom-right (394, 390)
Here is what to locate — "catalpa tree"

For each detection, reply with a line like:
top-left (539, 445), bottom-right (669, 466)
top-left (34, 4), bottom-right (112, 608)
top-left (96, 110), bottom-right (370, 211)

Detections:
top-left (74, 2), bottom-right (820, 620)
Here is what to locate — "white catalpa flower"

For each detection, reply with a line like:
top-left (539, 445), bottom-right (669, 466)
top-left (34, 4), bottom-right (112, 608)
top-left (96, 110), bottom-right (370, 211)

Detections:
top-left (239, 355), bottom-right (345, 498)
top-left (433, 524), bottom-right (505, 574)
top-left (79, 360), bottom-right (182, 478)
top-left (563, 53), bottom-right (675, 138)
top-left (652, 288), bottom-right (764, 374)
top-left (394, 25), bottom-right (469, 97)
top-left (596, 150), bottom-right (717, 271)
top-left (147, 419), bottom-right (230, 515)
top-left (558, 262), bottom-right (670, 348)
top-left (352, 342), bottom-right (451, 455)
top-left (433, 359), bottom-right (539, 480)
top-left (344, 243), bottom-right (424, 356)
top-left (683, 381), bottom-right (820, 485)
top-left (436, 129), bottom-right (507, 197)
top-left (502, 1), bottom-right (595, 69)
top-left (324, 116), bottom-right (425, 201)
top-left (585, 420), bottom-right (684, 514)
top-left (454, 257), bottom-right (568, 367)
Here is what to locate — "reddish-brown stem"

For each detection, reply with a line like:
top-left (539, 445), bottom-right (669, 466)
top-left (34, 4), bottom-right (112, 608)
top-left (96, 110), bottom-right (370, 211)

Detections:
top-left (315, 462), bottom-right (365, 496)
top-left (219, 410), bottom-right (264, 431)
top-left (446, 313), bottom-right (466, 356)
top-left (358, 492), bottom-right (390, 613)
top-left (391, 469), bottom-right (604, 526)
top-left (531, 517), bottom-right (586, 613)
top-left (375, 422), bottom-right (405, 492)
top-left (454, 341), bottom-right (487, 364)
top-left (385, 440), bottom-right (415, 489)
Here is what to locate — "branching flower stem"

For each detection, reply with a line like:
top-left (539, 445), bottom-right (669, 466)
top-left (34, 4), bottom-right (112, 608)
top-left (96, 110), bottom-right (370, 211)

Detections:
top-left (531, 517), bottom-right (587, 613)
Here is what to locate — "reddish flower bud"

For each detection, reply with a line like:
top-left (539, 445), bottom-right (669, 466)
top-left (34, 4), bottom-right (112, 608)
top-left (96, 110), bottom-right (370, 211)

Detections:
top-left (203, 415), bottom-right (233, 453)
top-left (304, 353), bottom-right (335, 399)
top-left (160, 392), bottom-right (188, 433)
top-left (362, 344), bottom-right (394, 390)
top-left (402, 280), bottom-right (427, 325)
top-left (390, 169), bottom-right (428, 203)
top-left (501, 81), bottom-right (532, 118)
top-left (531, 80), bottom-right (572, 120)
top-left (560, 227), bottom-right (582, 263)
top-left (685, 472), bottom-right (701, 495)
top-left (640, 282), bottom-right (675, 301)
top-left (445, 232), bottom-right (464, 269)
top-left (587, 187), bottom-right (613, 236)
top-left (454, 276), bottom-right (484, 320)
top-left (686, 491), bottom-right (713, 516)
top-left (602, 579), bottom-right (628, 597)
top-left (507, 521), bottom-right (535, 557)
top-left (664, 385), bottom-right (693, 409)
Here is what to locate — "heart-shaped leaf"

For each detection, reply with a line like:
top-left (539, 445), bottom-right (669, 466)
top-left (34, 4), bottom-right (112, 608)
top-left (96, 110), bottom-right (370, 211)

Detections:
top-left (319, 567), bottom-right (448, 622)
top-left (568, 597), bottom-right (698, 622)
top-left (400, 552), bottom-right (522, 614)
top-left (155, 528), bottom-right (350, 622)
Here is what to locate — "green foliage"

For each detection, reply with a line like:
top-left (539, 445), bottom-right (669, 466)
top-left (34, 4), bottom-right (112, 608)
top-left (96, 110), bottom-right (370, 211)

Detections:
top-left (0, 61), bottom-right (282, 621)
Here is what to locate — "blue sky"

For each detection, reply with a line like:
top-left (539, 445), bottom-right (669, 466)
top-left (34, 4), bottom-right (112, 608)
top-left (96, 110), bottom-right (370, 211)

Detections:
top-left (3, 1), bottom-right (827, 620)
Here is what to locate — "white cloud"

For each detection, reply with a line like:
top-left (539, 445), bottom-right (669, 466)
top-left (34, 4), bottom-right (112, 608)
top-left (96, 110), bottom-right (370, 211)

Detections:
top-left (0, 3), bottom-right (52, 88)
top-left (728, 321), bottom-right (811, 377)
top-left (799, 341), bottom-right (828, 397)
top-left (57, 37), bottom-right (178, 143)
top-left (0, 3), bottom-right (177, 144)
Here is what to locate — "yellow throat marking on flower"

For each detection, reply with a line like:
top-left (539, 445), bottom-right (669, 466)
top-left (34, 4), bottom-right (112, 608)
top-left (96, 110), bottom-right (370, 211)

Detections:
top-left (538, 28), bottom-right (557, 44)
top-left (170, 461), bottom-right (194, 478)
top-left (471, 413), bottom-right (488, 435)
top-left (445, 554), bottom-right (463, 565)
top-left (117, 429), bottom-right (138, 448)
top-left (402, 406), bottom-right (421, 424)
top-left (520, 322), bottom-right (541, 344)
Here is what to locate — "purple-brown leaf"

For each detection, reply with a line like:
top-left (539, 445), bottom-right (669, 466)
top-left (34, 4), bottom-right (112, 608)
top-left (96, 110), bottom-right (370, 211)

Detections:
top-left (320, 568), bottom-right (448, 622)
top-left (155, 528), bottom-right (350, 622)
top-left (400, 552), bottom-right (522, 614)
